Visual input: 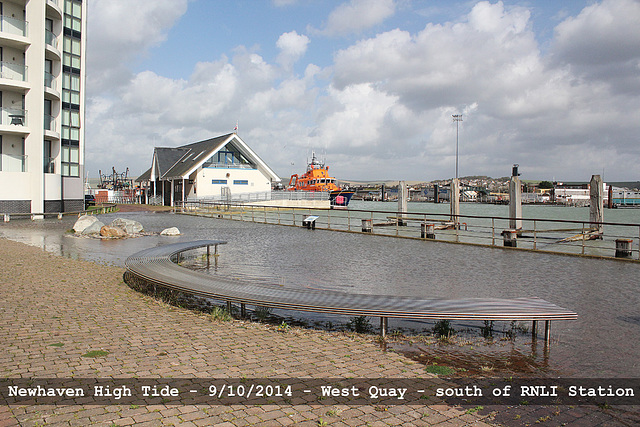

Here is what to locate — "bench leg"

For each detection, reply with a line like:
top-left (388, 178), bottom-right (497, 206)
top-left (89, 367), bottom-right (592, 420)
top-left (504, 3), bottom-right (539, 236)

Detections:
top-left (380, 317), bottom-right (387, 339)
top-left (532, 321), bottom-right (537, 339)
top-left (544, 321), bottom-right (550, 342)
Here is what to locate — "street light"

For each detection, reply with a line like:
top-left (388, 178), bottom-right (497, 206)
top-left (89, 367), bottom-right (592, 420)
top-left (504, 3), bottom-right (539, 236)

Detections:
top-left (452, 114), bottom-right (463, 180)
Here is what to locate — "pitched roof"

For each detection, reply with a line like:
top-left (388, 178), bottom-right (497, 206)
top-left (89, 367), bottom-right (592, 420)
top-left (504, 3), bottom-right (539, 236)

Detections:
top-left (162, 134), bottom-right (230, 179)
top-left (136, 167), bottom-right (151, 182)
top-left (147, 133), bottom-right (280, 182)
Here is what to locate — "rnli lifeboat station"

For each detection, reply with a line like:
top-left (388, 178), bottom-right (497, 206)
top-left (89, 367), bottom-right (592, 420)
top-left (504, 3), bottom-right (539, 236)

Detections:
top-left (137, 133), bottom-right (280, 206)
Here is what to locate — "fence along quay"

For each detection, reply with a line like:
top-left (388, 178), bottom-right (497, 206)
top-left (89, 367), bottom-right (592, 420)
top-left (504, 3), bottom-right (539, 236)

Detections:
top-left (176, 200), bottom-right (640, 261)
top-left (124, 240), bottom-right (578, 342)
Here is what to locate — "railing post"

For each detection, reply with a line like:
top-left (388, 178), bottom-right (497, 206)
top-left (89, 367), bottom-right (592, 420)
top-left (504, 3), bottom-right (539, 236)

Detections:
top-left (380, 317), bottom-right (387, 339)
top-left (347, 209), bottom-right (351, 231)
top-left (533, 220), bottom-right (537, 250)
top-left (581, 222), bottom-right (585, 255)
top-left (492, 218), bottom-right (495, 246)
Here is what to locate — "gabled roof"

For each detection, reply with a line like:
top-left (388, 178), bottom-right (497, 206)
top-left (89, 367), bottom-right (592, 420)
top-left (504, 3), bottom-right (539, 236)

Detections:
top-left (136, 167), bottom-right (151, 182)
top-left (144, 133), bottom-right (280, 182)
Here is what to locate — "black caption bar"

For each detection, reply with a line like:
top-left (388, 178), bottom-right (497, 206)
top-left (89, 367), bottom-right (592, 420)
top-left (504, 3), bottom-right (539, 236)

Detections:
top-left (1, 378), bottom-right (639, 406)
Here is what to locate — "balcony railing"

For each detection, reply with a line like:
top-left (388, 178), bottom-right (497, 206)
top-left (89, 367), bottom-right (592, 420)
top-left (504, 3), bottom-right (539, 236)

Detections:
top-left (0, 107), bottom-right (27, 127)
top-left (45, 29), bottom-right (57, 49)
top-left (0, 154), bottom-right (27, 172)
top-left (0, 61), bottom-right (27, 82)
top-left (44, 157), bottom-right (55, 174)
top-left (44, 114), bottom-right (56, 131)
top-left (0, 15), bottom-right (28, 37)
top-left (45, 71), bottom-right (56, 90)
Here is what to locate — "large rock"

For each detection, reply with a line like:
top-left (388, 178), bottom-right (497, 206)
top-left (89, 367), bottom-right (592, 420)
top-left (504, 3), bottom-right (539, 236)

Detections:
top-left (81, 220), bottom-right (105, 235)
top-left (100, 225), bottom-right (127, 238)
top-left (73, 215), bottom-right (99, 233)
top-left (110, 218), bottom-right (144, 235)
top-left (160, 227), bottom-right (181, 236)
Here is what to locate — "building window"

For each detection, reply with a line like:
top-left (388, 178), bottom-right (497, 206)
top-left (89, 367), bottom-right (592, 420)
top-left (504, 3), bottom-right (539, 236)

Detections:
top-left (211, 179), bottom-right (227, 184)
top-left (233, 180), bottom-right (248, 185)
top-left (61, 143), bottom-right (79, 177)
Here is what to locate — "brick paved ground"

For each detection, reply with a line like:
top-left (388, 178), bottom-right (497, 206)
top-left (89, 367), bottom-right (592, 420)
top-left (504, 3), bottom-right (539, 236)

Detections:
top-left (0, 237), bottom-right (636, 426)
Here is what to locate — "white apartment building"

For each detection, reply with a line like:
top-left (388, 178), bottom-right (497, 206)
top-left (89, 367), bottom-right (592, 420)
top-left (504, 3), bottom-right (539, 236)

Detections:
top-left (0, 0), bottom-right (86, 214)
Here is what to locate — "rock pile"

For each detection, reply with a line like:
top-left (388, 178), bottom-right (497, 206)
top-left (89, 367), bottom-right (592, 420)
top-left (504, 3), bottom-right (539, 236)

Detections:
top-left (72, 215), bottom-right (180, 239)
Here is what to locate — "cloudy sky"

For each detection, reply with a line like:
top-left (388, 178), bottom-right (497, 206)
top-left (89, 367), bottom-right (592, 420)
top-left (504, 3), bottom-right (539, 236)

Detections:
top-left (85, 0), bottom-right (640, 182)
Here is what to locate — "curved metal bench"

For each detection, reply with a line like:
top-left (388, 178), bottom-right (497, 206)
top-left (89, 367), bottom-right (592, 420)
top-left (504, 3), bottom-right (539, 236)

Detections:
top-left (124, 240), bottom-right (577, 339)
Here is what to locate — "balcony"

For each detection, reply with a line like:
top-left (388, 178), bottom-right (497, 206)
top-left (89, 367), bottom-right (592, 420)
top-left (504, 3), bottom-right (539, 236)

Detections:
top-left (0, 15), bottom-right (28, 37)
top-left (0, 61), bottom-right (27, 82)
top-left (44, 71), bottom-right (55, 89)
top-left (0, 107), bottom-right (27, 127)
top-left (44, 114), bottom-right (56, 131)
top-left (0, 154), bottom-right (27, 172)
top-left (44, 156), bottom-right (55, 174)
top-left (45, 29), bottom-right (57, 49)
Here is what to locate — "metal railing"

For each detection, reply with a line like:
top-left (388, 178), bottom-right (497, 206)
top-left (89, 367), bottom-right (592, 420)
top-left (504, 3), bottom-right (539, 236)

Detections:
top-left (43, 157), bottom-right (55, 174)
top-left (178, 200), bottom-right (640, 261)
top-left (44, 114), bottom-right (56, 131)
top-left (0, 154), bottom-right (27, 172)
top-left (45, 29), bottom-right (57, 49)
top-left (0, 107), bottom-right (27, 126)
top-left (44, 71), bottom-right (55, 89)
top-left (187, 190), bottom-right (329, 204)
top-left (0, 61), bottom-right (27, 81)
top-left (0, 15), bottom-right (27, 37)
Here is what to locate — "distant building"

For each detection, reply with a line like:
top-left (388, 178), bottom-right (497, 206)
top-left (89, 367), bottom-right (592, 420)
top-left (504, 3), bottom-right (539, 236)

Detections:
top-left (138, 133), bottom-right (280, 206)
top-left (0, 0), bottom-right (86, 214)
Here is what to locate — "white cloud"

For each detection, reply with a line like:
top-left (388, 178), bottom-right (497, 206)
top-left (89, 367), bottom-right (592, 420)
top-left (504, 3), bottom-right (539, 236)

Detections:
top-left (315, 0), bottom-right (396, 36)
top-left (86, 0), bottom-right (189, 92)
top-left (85, 0), bottom-right (640, 182)
top-left (276, 31), bottom-right (310, 70)
top-left (552, 0), bottom-right (640, 93)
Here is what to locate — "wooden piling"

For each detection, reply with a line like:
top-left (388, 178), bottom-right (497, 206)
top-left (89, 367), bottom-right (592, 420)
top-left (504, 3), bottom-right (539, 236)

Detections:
top-left (509, 174), bottom-right (522, 230)
top-left (398, 181), bottom-right (408, 226)
top-left (450, 178), bottom-right (460, 227)
top-left (590, 175), bottom-right (604, 236)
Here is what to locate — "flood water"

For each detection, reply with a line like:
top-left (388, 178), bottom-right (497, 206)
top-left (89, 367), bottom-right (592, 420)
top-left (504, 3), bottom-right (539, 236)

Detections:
top-left (1, 205), bottom-right (639, 378)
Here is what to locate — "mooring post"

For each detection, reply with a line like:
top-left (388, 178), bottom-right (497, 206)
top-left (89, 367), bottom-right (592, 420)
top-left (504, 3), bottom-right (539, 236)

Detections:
top-left (421, 223), bottom-right (435, 239)
top-left (450, 178), bottom-right (460, 228)
top-left (509, 165), bottom-right (522, 231)
top-left (544, 320), bottom-right (551, 342)
top-left (380, 317), bottom-right (387, 339)
top-left (503, 229), bottom-right (517, 247)
top-left (615, 239), bottom-right (633, 258)
top-left (398, 181), bottom-right (408, 226)
top-left (589, 175), bottom-right (604, 237)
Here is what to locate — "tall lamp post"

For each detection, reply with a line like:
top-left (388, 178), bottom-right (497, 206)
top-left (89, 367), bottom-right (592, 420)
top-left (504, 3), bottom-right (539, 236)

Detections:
top-left (452, 114), bottom-right (463, 180)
